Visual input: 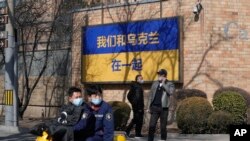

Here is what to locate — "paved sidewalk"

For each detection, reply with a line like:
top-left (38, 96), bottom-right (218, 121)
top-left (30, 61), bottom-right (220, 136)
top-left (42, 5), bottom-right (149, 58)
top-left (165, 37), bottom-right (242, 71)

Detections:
top-left (0, 116), bottom-right (230, 141)
top-left (120, 132), bottom-right (229, 141)
top-left (0, 127), bottom-right (230, 141)
top-left (0, 129), bottom-right (229, 141)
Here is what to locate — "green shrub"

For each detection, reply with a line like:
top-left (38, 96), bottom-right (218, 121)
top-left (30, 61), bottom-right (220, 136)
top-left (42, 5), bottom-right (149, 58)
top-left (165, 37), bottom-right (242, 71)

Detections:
top-left (247, 107), bottom-right (250, 124)
top-left (207, 111), bottom-right (234, 133)
top-left (108, 101), bottom-right (131, 130)
top-left (214, 87), bottom-right (250, 107)
top-left (176, 97), bottom-right (213, 134)
top-left (175, 89), bottom-right (207, 102)
top-left (212, 91), bottom-right (247, 125)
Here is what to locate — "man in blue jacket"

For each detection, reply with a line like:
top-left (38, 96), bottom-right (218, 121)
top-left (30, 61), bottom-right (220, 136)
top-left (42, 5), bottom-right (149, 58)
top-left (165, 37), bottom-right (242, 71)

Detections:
top-left (85, 85), bottom-right (114, 141)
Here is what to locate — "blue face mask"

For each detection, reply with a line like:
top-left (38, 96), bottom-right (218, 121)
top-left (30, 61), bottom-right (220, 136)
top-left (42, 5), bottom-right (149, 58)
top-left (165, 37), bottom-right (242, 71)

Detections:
top-left (91, 98), bottom-right (102, 105)
top-left (72, 98), bottom-right (84, 106)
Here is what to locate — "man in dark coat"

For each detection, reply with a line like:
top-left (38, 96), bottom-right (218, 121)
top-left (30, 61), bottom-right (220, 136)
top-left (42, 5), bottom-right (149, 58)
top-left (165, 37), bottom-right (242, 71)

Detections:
top-left (125, 74), bottom-right (144, 137)
top-left (31, 87), bottom-right (94, 141)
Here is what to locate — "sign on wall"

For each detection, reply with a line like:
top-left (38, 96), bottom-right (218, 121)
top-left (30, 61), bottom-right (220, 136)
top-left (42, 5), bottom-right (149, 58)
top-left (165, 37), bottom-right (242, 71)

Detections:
top-left (82, 17), bottom-right (181, 83)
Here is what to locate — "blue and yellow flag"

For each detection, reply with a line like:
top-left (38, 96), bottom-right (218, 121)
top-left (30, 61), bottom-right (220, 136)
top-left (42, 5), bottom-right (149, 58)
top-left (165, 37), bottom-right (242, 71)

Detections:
top-left (82, 17), bottom-right (181, 83)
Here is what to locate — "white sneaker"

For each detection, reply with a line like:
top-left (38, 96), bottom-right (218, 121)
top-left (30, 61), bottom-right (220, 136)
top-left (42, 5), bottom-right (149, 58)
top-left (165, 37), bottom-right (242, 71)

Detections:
top-left (134, 136), bottom-right (143, 139)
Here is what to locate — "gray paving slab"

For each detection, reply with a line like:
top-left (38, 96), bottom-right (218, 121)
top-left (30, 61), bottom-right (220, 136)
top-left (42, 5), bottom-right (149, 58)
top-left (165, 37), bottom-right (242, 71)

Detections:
top-left (126, 134), bottom-right (229, 141)
top-left (0, 126), bottom-right (35, 141)
top-left (0, 127), bottom-right (230, 141)
top-left (0, 116), bottom-right (230, 141)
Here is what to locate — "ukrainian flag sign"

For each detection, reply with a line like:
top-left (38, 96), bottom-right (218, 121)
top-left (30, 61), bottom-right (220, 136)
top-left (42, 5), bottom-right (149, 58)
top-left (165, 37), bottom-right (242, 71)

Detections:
top-left (82, 17), bottom-right (181, 83)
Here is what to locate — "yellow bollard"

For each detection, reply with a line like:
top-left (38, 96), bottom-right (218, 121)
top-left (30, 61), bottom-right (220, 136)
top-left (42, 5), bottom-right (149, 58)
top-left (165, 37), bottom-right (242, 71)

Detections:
top-left (114, 134), bottom-right (126, 141)
top-left (35, 131), bottom-right (53, 141)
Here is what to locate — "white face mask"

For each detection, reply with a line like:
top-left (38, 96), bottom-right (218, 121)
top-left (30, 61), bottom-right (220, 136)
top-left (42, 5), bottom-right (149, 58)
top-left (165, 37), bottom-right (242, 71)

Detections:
top-left (158, 76), bottom-right (163, 82)
top-left (138, 79), bottom-right (144, 84)
top-left (72, 98), bottom-right (84, 107)
top-left (91, 98), bottom-right (102, 105)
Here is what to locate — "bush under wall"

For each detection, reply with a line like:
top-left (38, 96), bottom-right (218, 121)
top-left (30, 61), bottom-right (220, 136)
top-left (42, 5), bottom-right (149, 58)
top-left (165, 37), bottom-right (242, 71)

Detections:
top-left (207, 111), bottom-right (234, 133)
top-left (175, 89), bottom-right (207, 102)
top-left (108, 101), bottom-right (131, 130)
top-left (214, 87), bottom-right (250, 107)
top-left (212, 91), bottom-right (247, 125)
top-left (176, 97), bottom-right (213, 134)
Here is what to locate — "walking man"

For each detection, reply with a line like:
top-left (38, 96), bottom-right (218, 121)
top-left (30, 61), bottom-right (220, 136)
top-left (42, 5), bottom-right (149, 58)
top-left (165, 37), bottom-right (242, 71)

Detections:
top-left (126, 74), bottom-right (144, 137)
top-left (147, 69), bottom-right (175, 141)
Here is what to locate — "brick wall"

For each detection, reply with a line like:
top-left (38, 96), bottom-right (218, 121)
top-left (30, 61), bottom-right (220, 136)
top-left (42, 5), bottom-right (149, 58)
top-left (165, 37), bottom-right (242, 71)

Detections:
top-left (0, 76), bottom-right (69, 118)
top-left (2, 0), bottom-right (250, 118)
top-left (201, 0), bottom-right (250, 101)
top-left (20, 76), bottom-right (70, 118)
top-left (72, 0), bottom-right (250, 103)
top-left (72, 0), bottom-right (203, 100)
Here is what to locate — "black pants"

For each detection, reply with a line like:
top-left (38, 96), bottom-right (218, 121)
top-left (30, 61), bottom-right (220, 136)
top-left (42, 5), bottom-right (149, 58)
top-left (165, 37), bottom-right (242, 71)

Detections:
top-left (148, 106), bottom-right (169, 141)
top-left (49, 125), bottom-right (74, 141)
top-left (126, 109), bottom-right (144, 136)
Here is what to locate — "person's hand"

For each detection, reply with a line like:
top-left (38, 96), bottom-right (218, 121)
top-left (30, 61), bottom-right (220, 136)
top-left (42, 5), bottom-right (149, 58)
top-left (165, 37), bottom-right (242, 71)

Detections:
top-left (138, 109), bottom-right (143, 113)
top-left (60, 112), bottom-right (67, 120)
top-left (162, 77), bottom-right (166, 84)
top-left (61, 120), bottom-right (67, 124)
top-left (57, 117), bottom-right (68, 124)
top-left (146, 109), bottom-right (150, 113)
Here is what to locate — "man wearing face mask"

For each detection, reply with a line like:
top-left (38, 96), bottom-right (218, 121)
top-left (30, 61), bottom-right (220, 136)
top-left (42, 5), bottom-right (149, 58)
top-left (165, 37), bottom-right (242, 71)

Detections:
top-left (125, 74), bottom-right (144, 137)
top-left (147, 69), bottom-right (175, 141)
top-left (85, 85), bottom-right (114, 141)
top-left (31, 87), bottom-right (94, 141)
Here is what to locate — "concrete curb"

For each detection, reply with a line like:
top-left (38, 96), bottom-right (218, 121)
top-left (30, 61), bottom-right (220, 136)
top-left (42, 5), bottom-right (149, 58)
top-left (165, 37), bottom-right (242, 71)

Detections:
top-left (0, 125), bottom-right (30, 134)
top-left (115, 131), bottom-right (229, 141)
top-left (126, 134), bottom-right (230, 141)
top-left (167, 133), bottom-right (229, 139)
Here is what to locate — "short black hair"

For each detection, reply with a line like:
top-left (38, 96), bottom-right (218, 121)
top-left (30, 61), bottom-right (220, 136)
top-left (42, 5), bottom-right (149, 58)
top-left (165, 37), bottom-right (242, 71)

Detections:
top-left (68, 87), bottom-right (81, 97)
top-left (135, 74), bottom-right (142, 81)
top-left (85, 85), bottom-right (102, 96)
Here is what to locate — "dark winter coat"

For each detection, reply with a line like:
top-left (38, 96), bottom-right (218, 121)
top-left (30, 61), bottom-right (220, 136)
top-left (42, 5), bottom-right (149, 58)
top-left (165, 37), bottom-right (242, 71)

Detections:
top-left (127, 82), bottom-right (144, 111)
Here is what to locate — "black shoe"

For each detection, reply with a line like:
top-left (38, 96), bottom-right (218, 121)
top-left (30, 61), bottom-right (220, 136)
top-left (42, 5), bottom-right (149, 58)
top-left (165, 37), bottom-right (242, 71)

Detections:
top-left (30, 123), bottom-right (48, 136)
top-left (125, 130), bottom-right (130, 137)
top-left (135, 134), bottom-right (143, 138)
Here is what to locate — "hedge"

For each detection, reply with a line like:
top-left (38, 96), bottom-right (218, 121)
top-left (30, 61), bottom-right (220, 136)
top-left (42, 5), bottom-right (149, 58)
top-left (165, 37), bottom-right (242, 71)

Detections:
top-left (108, 101), bottom-right (131, 130)
top-left (176, 97), bottom-right (213, 134)
top-left (214, 87), bottom-right (250, 107)
top-left (175, 89), bottom-right (207, 102)
top-left (213, 91), bottom-right (247, 125)
top-left (207, 111), bottom-right (234, 133)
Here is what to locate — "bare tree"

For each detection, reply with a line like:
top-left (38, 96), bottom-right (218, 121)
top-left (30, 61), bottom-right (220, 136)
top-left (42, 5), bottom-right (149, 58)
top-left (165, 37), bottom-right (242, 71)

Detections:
top-left (0, 48), bottom-right (4, 67)
top-left (13, 0), bottom-right (86, 118)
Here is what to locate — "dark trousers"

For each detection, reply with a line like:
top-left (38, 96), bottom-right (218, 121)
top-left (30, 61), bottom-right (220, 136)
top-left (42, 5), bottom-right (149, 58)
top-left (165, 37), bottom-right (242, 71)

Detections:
top-left (30, 123), bottom-right (74, 141)
top-left (148, 106), bottom-right (169, 141)
top-left (85, 135), bottom-right (102, 141)
top-left (126, 109), bottom-right (144, 136)
top-left (49, 125), bottom-right (74, 141)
